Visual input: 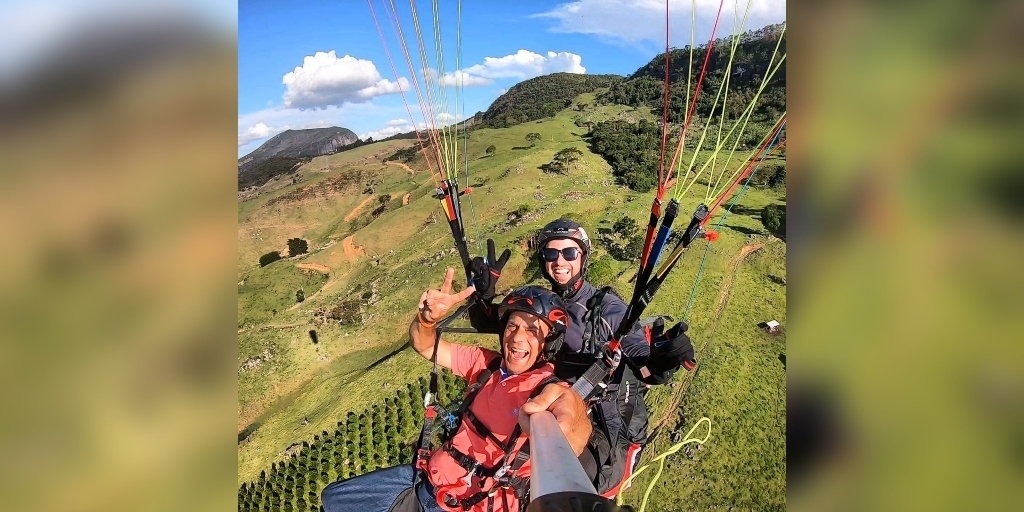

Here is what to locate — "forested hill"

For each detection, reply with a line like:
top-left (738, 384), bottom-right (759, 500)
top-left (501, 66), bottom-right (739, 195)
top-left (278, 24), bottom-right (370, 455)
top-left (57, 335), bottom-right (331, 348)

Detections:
top-left (481, 73), bottom-right (622, 128)
top-left (600, 23), bottom-right (785, 123)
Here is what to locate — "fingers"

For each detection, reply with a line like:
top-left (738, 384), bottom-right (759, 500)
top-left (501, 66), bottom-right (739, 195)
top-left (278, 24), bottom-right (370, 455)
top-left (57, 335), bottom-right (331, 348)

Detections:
top-left (495, 248), bottom-right (511, 269)
top-left (439, 267), bottom-right (455, 294)
top-left (523, 382), bottom-right (591, 455)
top-left (521, 382), bottom-right (565, 414)
top-left (487, 239), bottom-right (496, 263)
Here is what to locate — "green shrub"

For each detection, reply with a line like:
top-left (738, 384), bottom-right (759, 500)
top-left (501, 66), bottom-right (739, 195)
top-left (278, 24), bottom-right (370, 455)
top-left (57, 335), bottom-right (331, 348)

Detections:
top-left (259, 251), bottom-right (282, 267)
top-left (587, 256), bottom-right (616, 287)
top-left (287, 238), bottom-right (308, 256)
top-left (761, 204), bottom-right (786, 238)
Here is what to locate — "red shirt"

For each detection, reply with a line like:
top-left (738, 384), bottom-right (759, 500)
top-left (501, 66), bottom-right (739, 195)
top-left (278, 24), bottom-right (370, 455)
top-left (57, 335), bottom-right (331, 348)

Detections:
top-left (426, 344), bottom-right (555, 512)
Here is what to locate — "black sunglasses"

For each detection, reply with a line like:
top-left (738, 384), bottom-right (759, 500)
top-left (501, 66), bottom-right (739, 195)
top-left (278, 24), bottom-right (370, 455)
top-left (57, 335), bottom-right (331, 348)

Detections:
top-left (541, 247), bottom-right (582, 262)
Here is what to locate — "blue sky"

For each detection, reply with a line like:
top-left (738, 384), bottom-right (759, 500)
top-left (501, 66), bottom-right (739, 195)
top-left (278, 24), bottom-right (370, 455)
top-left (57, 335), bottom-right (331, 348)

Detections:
top-left (238, 0), bottom-right (785, 157)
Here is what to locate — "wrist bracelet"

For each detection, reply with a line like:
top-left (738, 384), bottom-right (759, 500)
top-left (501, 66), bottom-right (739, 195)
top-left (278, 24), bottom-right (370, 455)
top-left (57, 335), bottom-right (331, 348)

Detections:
top-left (417, 311), bottom-right (437, 328)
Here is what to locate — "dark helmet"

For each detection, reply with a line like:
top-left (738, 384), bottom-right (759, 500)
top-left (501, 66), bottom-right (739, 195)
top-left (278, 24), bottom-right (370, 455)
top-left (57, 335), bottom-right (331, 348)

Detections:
top-left (497, 286), bottom-right (569, 362)
top-left (536, 218), bottom-right (591, 294)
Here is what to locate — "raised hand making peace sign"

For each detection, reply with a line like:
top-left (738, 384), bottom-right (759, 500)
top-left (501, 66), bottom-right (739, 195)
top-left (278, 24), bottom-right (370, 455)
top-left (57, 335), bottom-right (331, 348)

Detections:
top-left (417, 267), bottom-right (476, 325)
top-left (410, 268), bottom-right (476, 368)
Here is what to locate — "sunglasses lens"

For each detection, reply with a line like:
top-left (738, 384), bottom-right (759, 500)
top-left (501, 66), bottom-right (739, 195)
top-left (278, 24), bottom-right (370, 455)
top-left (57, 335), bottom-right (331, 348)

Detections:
top-left (542, 247), bottom-right (581, 261)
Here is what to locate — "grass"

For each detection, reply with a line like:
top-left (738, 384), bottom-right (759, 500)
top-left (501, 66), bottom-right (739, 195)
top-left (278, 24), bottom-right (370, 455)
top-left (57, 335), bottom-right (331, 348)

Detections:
top-left (236, 97), bottom-right (786, 510)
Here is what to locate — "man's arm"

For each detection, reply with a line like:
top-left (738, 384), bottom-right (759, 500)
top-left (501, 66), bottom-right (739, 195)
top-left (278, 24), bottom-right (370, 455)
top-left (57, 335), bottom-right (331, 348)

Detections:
top-left (409, 267), bottom-right (475, 370)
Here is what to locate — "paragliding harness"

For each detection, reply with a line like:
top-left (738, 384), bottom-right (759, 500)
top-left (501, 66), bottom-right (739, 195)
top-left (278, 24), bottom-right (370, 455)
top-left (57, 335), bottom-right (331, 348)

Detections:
top-left (556, 286), bottom-right (649, 497)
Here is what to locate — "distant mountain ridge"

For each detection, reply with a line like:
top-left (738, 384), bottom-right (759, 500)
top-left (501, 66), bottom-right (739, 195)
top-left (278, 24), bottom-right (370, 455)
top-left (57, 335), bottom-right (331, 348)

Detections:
top-left (239, 127), bottom-right (358, 173)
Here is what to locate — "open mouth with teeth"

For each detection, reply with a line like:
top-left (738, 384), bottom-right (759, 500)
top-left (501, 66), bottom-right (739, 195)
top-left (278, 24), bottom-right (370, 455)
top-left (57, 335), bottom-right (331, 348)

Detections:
top-left (505, 345), bottom-right (531, 363)
top-left (551, 267), bottom-right (572, 280)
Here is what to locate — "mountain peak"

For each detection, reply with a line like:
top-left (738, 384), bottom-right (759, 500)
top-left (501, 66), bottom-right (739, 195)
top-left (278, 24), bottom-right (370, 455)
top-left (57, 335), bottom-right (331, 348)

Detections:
top-left (239, 126), bottom-right (358, 171)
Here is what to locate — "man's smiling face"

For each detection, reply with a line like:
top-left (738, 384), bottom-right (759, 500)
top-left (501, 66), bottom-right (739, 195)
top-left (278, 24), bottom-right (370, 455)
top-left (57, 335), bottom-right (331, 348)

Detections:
top-left (543, 238), bottom-right (583, 287)
top-left (501, 311), bottom-right (549, 375)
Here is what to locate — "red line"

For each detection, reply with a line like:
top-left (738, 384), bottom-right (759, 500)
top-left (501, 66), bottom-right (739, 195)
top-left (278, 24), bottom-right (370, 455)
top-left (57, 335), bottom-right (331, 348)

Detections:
top-left (663, 0), bottom-right (727, 191)
top-left (380, 0), bottom-right (446, 178)
top-left (704, 117), bottom-right (786, 221)
top-left (367, 0), bottom-right (439, 186)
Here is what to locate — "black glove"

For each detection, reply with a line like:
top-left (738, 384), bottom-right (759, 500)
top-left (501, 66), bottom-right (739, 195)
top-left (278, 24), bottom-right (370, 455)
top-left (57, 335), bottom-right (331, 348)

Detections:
top-left (639, 319), bottom-right (696, 385)
top-left (469, 239), bottom-right (511, 301)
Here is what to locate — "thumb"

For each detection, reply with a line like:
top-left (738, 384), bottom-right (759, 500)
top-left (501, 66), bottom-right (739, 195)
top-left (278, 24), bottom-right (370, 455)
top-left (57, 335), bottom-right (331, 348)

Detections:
top-left (453, 284), bottom-right (476, 302)
top-left (521, 384), bottom-right (561, 415)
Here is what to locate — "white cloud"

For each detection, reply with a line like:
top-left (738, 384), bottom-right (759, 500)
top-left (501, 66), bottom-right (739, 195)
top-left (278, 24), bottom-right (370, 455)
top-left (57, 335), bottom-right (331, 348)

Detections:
top-left (386, 118), bottom-right (409, 127)
top-left (462, 50), bottom-right (585, 80)
top-left (359, 125), bottom-right (410, 140)
top-left (282, 51), bottom-right (410, 109)
top-left (533, 0), bottom-right (785, 46)
top-left (436, 112), bottom-right (463, 123)
top-left (238, 122), bottom-right (272, 147)
top-left (439, 70), bottom-right (493, 87)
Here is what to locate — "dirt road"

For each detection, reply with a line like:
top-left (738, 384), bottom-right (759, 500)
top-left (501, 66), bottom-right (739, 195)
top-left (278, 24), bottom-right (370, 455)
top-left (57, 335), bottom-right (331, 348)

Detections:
top-left (344, 195), bottom-right (375, 221)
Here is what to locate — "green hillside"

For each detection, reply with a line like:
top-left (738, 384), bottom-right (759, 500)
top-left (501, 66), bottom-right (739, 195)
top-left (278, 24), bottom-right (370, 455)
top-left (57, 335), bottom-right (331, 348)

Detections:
top-left (238, 44), bottom-right (785, 511)
top-left (481, 72), bottom-right (622, 128)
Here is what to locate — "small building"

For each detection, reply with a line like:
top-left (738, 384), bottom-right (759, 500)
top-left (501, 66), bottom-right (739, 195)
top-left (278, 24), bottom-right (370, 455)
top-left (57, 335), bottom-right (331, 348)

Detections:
top-left (764, 320), bottom-right (781, 335)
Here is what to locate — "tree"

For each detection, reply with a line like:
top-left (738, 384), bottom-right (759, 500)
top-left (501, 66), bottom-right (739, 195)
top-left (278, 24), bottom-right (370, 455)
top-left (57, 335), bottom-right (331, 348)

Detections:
top-left (485, 145), bottom-right (496, 156)
top-left (545, 147), bottom-right (583, 174)
top-left (287, 238), bottom-right (309, 256)
top-left (761, 204), bottom-right (786, 238)
top-left (526, 133), bottom-right (542, 146)
top-left (296, 289), bottom-right (305, 303)
top-left (613, 215), bottom-right (639, 238)
top-left (259, 251), bottom-right (282, 267)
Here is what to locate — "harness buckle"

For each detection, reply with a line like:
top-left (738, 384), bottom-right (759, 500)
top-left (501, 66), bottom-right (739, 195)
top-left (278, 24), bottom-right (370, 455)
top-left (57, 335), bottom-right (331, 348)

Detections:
top-left (461, 461), bottom-right (479, 486)
top-left (493, 463), bottom-right (510, 480)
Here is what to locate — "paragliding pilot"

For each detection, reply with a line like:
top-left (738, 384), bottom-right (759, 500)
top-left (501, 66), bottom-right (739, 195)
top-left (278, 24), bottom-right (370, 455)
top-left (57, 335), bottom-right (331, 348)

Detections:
top-left (321, 268), bottom-right (592, 512)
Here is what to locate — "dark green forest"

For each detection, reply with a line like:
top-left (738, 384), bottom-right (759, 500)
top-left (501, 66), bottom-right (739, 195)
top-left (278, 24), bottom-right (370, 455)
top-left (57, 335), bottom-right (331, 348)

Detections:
top-left (599, 23), bottom-right (785, 124)
top-left (481, 73), bottom-right (622, 128)
top-left (587, 24), bottom-right (785, 192)
top-left (588, 119), bottom-right (663, 193)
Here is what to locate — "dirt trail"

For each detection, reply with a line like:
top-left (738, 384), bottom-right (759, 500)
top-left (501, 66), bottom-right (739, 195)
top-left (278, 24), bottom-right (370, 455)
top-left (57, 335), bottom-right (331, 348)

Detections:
top-left (342, 235), bottom-right (367, 260)
top-left (402, 193), bottom-right (411, 205)
top-left (387, 161), bottom-right (417, 175)
top-left (713, 243), bottom-right (764, 318)
top-left (296, 262), bottom-right (331, 274)
top-left (344, 195), bottom-right (375, 221)
top-left (649, 242), bottom-right (763, 434)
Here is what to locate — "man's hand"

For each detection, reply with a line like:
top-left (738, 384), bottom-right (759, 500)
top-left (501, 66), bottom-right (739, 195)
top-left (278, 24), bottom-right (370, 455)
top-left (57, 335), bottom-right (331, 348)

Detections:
top-left (418, 267), bottom-right (476, 324)
top-left (521, 382), bottom-right (592, 456)
top-left (469, 239), bottom-right (511, 301)
top-left (639, 319), bottom-right (696, 385)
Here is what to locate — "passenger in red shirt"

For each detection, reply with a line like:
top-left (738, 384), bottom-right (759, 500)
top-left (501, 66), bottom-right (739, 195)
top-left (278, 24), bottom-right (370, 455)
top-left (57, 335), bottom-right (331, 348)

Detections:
top-left (321, 268), bottom-right (592, 512)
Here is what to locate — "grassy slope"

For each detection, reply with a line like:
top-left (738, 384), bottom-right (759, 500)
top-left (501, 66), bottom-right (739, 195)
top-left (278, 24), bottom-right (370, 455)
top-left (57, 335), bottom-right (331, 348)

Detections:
top-left (237, 97), bottom-right (786, 510)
